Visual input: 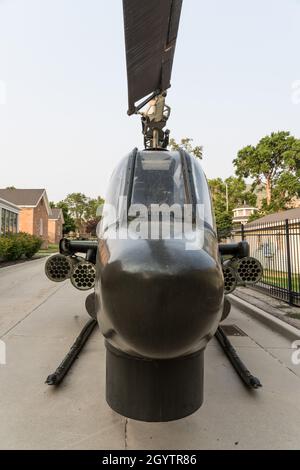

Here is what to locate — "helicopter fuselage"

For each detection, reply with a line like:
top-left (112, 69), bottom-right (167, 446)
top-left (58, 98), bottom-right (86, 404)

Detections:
top-left (94, 148), bottom-right (224, 421)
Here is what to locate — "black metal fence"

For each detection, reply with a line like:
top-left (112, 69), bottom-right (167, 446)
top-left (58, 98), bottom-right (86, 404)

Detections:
top-left (233, 218), bottom-right (300, 307)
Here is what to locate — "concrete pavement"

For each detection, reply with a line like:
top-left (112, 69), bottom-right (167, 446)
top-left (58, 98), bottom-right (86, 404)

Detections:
top-left (0, 257), bottom-right (300, 450)
top-left (0, 257), bottom-right (63, 337)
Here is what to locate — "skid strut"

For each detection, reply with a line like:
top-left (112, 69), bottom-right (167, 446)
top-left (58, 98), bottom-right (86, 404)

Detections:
top-left (46, 318), bottom-right (97, 386)
top-left (46, 319), bottom-right (261, 392)
top-left (215, 326), bottom-right (262, 389)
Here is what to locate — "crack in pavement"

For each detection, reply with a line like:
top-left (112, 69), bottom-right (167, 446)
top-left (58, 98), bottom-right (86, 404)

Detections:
top-left (124, 418), bottom-right (128, 450)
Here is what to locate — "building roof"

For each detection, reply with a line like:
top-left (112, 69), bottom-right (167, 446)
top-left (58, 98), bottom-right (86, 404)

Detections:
top-left (49, 208), bottom-right (64, 223)
top-left (0, 188), bottom-right (50, 215)
top-left (247, 207), bottom-right (300, 226)
top-left (233, 205), bottom-right (257, 211)
top-left (0, 197), bottom-right (20, 212)
top-left (0, 188), bottom-right (45, 206)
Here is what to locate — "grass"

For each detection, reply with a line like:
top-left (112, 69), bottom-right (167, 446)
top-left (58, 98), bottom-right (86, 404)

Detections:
top-left (287, 313), bottom-right (300, 320)
top-left (262, 270), bottom-right (300, 292)
top-left (38, 244), bottom-right (59, 256)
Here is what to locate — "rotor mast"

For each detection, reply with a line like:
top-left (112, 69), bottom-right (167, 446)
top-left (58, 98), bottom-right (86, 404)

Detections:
top-left (123, 0), bottom-right (183, 149)
top-left (137, 91), bottom-right (171, 149)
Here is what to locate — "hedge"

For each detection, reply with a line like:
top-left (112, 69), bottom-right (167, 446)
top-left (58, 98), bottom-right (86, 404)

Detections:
top-left (0, 232), bottom-right (43, 261)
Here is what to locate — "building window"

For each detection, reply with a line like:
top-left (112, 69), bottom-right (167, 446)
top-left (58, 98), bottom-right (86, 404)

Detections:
top-left (13, 213), bottom-right (17, 232)
top-left (0, 208), bottom-right (18, 234)
top-left (1, 210), bottom-right (5, 235)
top-left (40, 218), bottom-right (43, 236)
top-left (5, 210), bottom-right (9, 232)
top-left (9, 211), bottom-right (14, 232)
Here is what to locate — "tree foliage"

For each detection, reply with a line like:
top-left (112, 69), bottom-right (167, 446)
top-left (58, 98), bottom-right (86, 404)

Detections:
top-left (50, 200), bottom-right (76, 234)
top-left (56, 201), bottom-right (77, 234)
top-left (233, 131), bottom-right (300, 208)
top-left (63, 193), bottom-right (89, 232)
top-left (85, 196), bottom-right (105, 221)
top-left (52, 193), bottom-right (104, 234)
top-left (169, 137), bottom-right (203, 159)
top-left (208, 176), bottom-right (256, 239)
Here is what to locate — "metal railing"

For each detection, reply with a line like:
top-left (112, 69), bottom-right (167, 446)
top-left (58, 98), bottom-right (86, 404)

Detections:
top-left (232, 219), bottom-right (300, 307)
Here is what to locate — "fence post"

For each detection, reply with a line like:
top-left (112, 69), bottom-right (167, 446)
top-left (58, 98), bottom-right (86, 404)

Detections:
top-left (285, 219), bottom-right (293, 305)
top-left (241, 223), bottom-right (245, 241)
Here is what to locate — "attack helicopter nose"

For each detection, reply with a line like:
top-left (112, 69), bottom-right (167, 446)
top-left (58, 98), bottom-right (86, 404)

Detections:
top-left (95, 148), bottom-right (224, 421)
top-left (97, 237), bottom-right (224, 359)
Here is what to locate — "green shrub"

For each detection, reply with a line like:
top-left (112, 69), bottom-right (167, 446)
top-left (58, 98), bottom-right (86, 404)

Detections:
top-left (22, 233), bottom-right (43, 258)
top-left (0, 232), bottom-right (43, 261)
top-left (0, 234), bottom-right (23, 261)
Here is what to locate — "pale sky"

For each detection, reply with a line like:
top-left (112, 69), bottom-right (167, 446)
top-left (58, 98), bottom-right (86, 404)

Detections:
top-left (0, 0), bottom-right (299, 202)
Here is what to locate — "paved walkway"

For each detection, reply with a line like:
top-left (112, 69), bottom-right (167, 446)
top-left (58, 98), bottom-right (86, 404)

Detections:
top-left (0, 258), bottom-right (300, 449)
top-left (234, 286), bottom-right (300, 329)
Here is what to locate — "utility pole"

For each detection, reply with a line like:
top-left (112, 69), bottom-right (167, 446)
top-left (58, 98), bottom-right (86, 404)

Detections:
top-left (225, 183), bottom-right (229, 212)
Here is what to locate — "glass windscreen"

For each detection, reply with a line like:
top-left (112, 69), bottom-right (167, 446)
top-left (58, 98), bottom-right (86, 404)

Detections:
top-left (131, 151), bottom-right (186, 209)
top-left (191, 157), bottom-right (215, 229)
top-left (105, 156), bottom-right (128, 209)
top-left (101, 150), bottom-right (215, 233)
top-left (100, 155), bottom-right (129, 233)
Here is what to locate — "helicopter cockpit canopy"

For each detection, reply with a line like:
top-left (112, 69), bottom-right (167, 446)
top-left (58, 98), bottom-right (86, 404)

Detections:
top-left (100, 150), bottom-right (215, 234)
top-left (131, 151), bottom-right (186, 208)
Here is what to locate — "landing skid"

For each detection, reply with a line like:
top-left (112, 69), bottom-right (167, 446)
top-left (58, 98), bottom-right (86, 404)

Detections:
top-left (45, 316), bottom-right (262, 392)
top-left (46, 318), bottom-right (97, 386)
top-left (215, 326), bottom-right (262, 389)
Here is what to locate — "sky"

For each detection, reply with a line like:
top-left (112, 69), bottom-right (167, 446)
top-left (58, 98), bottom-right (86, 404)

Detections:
top-left (0, 0), bottom-right (299, 202)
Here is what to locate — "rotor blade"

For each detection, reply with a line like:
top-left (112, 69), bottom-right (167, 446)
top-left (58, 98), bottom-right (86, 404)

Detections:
top-left (123, 0), bottom-right (183, 115)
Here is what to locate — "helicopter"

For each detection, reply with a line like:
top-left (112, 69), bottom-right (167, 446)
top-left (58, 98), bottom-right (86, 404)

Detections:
top-left (45, 0), bottom-right (263, 422)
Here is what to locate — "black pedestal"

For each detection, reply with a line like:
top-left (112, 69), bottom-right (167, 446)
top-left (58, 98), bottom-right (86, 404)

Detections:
top-left (105, 342), bottom-right (204, 422)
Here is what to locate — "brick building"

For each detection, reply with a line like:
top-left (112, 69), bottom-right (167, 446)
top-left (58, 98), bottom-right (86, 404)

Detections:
top-left (48, 208), bottom-right (64, 244)
top-left (0, 189), bottom-right (50, 248)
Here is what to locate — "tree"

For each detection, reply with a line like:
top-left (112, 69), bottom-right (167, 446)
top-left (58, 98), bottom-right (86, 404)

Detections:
top-left (55, 193), bottom-right (105, 234)
top-left (63, 193), bottom-right (89, 232)
top-left (169, 137), bottom-right (203, 159)
top-left (84, 196), bottom-right (105, 237)
top-left (53, 201), bottom-right (76, 234)
top-left (208, 176), bottom-right (256, 213)
top-left (267, 173), bottom-right (300, 211)
top-left (215, 211), bottom-right (233, 240)
top-left (208, 176), bottom-right (256, 239)
top-left (226, 176), bottom-right (256, 208)
top-left (234, 131), bottom-right (300, 208)
top-left (85, 196), bottom-right (105, 220)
